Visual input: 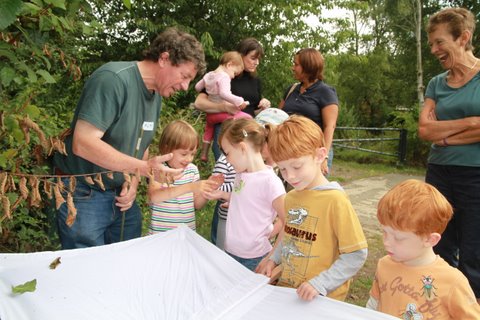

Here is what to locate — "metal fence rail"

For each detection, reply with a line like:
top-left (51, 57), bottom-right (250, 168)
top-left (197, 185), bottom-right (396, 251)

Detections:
top-left (333, 126), bottom-right (408, 163)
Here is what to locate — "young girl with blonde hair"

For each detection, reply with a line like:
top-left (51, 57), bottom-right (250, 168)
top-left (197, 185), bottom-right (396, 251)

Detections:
top-left (148, 120), bottom-right (219, 233)
top-left (205, 118), bottom-right (286, 271)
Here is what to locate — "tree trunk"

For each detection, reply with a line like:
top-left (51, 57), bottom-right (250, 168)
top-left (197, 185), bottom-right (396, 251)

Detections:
top-left (415, 0), bottom-right (424, 106)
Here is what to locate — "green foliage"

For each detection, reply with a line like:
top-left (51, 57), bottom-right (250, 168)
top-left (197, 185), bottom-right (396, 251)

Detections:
top-left (334, 49), bottom-right (395, 127)
top-left (0, 0), bottom-right (97, 252)
top-left (0, 0), bottom-right (23, 30)
top-left (388, 106), bottom-right (431, 166)
top-left (337, 103), bottom-right (361, 127)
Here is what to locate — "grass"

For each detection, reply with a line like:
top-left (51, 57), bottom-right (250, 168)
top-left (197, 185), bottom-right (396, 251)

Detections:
top-left (195, 157), bottom-right (426, 306)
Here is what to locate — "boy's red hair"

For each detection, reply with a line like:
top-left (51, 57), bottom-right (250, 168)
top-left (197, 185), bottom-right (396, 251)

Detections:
top-left (377, 179), bottom-right (453, 236)
top-left (268, 115), bottom-right (325, 163)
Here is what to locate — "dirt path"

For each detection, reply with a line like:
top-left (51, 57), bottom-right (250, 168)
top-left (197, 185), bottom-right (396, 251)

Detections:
top-left (342, 173), bottom-right (424, 236)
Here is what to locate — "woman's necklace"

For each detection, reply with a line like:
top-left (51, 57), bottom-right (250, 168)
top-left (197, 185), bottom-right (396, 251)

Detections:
top-left (448, 58), bottom-right (479, 84)
top-left (300, 79), bottom-right (318, 93)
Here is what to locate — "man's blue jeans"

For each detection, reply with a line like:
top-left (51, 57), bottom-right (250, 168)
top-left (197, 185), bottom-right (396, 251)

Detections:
top-left (56, 179), bottom-right (142, 249)
top-left (426, 163), bottom-right (480, 297)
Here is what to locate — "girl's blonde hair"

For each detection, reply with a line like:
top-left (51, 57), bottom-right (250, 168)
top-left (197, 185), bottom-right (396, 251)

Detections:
top-left (268, 115), bottom-right (325, 163)
top-left (158, 120), bottom-right (199, 154)
top-left (220, 51), bottom-right (244, 69)
top-left (377, 179), bottom-right (453, 237)
top-left (219, 118), bottom-right (267, 153)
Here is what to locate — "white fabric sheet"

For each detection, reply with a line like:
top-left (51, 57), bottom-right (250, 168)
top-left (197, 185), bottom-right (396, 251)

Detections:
top-left (0, 226), bottom-right (396, 320)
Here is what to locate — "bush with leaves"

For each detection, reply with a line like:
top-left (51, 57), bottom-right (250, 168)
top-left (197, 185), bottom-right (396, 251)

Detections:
top-left (0, 0), bottom-right (98, 252)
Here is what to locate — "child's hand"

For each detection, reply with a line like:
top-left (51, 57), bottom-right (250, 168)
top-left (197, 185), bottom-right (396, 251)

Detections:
top-left (296, 282), bottom-right (320, 301)
top-left (255, 259), bottom-right (276, 277)
top-left (208, 173), bottom-right (225, 189)
top-left (195, 180), bottom-right (219, 194)
top-left (203, 189), bottom-right (224, 201)
top-left (220, 201), bottom-right (229, 209)
top-left (239, 102), bottom-right (248, 110)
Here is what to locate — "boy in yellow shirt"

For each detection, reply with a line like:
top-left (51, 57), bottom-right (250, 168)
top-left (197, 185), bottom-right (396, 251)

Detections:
top-left (367, 179), bottom-right (480, 319)
top-left (259, 115), bottom-right (367, 301)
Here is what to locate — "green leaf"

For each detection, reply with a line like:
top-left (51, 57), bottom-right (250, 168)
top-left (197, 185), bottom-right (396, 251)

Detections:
top-left (21, 2), bottom-right (42, 15)
top-left (0, 67), bottom-right (16, 87)
top-left (0, 49), bottom-right (20, 64)
top-left (57, 16), bottom-right (73, 31)
top-left (123, 0), bottom-right (132, 10)
top-left (37, 70), bottom-right (56, 84)
top-left (0, 154), bottom-right (6, 168)
top-left (2, 149), bottom-right (18, 160)
top-left (16, 61), bottom-right (37, 83)
top-left (12, 279), bottom-right (37, 294)
top-left (45, 0), bottom-right (66, 10)
top-left (13, 128), bottom-right (24, 141)
top-left (0, 0), bottom-right (23, 30)
top-left (25, 104), bottom-right (41, 119)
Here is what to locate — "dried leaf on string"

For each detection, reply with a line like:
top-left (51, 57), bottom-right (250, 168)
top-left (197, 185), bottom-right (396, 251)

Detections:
top-left (54, 185), bottom-right (65, 209)
top-left (8, 174), bottom-right (16, 191)
top-left (56, 177), bottom-right (65, 193)
top-left (84, 175), bottom-right (94, 185)
top-left (68, 176), bottom-right (76, 193)
top-left (1, 195), bottom-right (11, 220)
top-left (29, 176), bottom-right (41, 207)
top-left (106, 171), bottom-right (114, 180)
top-left (23, 117), bottom-right (47, 148)
top-left (65, 193), bottom-right (77, 227)
top-left (53, 138), bottom-right (68, 156)
top-left (43, 179), bottom-right (53, 199)
top-left (40, 137), bottom-right (51, 155)
top-left (48, 137), bottom-right (55, 156)
top-left (19, 177), bottom-right (28, 199)
top-left (94, 173), bottom-right (105, 191)
top-left (20, 121), bottom-right (30, 144)
top-left (0, 172), bottom-right (7, 195)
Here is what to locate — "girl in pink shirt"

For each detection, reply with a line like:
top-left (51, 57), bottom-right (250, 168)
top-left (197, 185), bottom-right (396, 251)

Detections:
top-left (195, 51), bottom-right (252, 161)
top-left (204, 118), bottom-right (286, 271)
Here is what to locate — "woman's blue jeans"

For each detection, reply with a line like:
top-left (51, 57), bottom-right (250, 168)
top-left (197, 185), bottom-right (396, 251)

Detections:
top-left (426, 163), bottom-right (480, 297)
top-left (56, 179), bottom-right (142, 249)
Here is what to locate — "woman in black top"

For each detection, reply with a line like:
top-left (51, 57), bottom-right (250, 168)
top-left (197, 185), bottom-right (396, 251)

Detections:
top-left (279, 48), bottom-right (339, 174)
top-left (195, 38), bottom-right (271, 160)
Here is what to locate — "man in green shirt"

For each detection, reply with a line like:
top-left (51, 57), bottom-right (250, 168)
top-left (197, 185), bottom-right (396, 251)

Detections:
top-left (53, 28), bottom-right (206, 249)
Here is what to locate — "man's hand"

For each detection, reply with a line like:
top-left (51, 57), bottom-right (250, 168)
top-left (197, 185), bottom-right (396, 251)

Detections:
top-left (147, 153), bottom-right (183, 183)
top-left (115, 178), bottom-right (138, 212)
